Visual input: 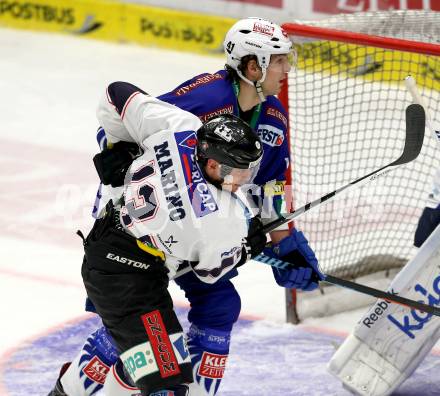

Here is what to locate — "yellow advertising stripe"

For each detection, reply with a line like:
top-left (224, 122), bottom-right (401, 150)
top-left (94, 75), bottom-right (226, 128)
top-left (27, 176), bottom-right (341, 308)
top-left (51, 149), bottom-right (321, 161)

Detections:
top-left (0, 0), bottom-right (121, 40)
top-left (124, 3), bottom-right (236, 55)
top-left (295, 41), bottom-right (440, 92)
top-left (0, 0), bottom-right (237, 55)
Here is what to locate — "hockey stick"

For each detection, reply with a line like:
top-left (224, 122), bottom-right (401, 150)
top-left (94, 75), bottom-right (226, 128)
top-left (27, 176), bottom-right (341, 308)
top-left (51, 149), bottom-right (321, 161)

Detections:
top-left (175, 104), bottom-right (425, 280)
top-left (255, 254), bottom-right (440, 316)
top-left (324, 274), bottom-right (440, 316)
top-left (259, 103), bottom-right (426, 235)
top-left (405, 76), bottom-right (440, 146)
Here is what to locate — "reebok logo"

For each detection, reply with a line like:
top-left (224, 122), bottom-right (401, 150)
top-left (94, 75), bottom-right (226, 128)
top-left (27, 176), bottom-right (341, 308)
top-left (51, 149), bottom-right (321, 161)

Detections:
top-left (83, 356), bottom-right (110, 384)
top-left (106, 253), bottom-right (150, 270)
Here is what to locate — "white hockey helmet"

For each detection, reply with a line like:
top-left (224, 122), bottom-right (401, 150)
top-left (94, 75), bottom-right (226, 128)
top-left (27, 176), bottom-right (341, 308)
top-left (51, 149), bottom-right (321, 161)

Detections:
top-left (224, 17), bottom-right (293, 97)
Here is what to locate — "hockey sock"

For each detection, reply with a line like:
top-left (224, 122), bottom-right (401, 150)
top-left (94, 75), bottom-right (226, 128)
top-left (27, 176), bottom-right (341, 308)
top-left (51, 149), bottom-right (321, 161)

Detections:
top-left (61, 326), bottom-right (119, 395)
top-left (185, 324), bottom-right (231, 395)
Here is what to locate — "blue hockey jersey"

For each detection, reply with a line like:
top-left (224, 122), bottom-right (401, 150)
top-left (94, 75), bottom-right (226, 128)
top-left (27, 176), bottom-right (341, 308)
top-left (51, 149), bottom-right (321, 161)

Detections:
top-left (157, 70), bottom-right (290, 187)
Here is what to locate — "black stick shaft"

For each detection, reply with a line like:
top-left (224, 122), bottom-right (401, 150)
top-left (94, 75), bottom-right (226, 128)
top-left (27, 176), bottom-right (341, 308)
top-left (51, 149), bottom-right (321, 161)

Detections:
top-left (325, 274), bottom-right (440, 317)
top-left (259, 104), bottom-right (425, 235)
top-left (254, 254), bottom-right (440, 316)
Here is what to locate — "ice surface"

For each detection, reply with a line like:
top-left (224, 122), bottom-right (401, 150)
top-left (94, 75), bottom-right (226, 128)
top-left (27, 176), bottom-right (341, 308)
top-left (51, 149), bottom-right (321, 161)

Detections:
top-left (0, 27), bottom-right (438, 395)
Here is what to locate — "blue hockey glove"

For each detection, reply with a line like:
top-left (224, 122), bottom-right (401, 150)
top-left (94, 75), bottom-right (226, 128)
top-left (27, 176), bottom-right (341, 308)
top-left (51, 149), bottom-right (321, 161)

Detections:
top-left (263, 228), bottom-right (324, 291)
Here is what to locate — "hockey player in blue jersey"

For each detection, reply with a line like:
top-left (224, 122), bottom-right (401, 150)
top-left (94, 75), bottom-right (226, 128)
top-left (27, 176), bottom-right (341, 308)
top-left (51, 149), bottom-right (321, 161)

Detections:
top-left (414, 167), bottom-right (440, 247)
top-left (49, 17), bottom-right (324, 396)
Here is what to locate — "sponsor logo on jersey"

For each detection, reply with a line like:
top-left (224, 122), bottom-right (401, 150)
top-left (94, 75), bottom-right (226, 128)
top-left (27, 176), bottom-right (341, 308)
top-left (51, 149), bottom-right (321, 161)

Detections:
top-left (175, 131), bottom-right (218, 218)
top-left (178, 131), bottom-right (198, 149)
top-left (253, 21), bottom-right (274, 36)
top-left (174, 73), bottom-right (223, 96)
top-left (220, 246), bottom-right (242, 269)
top-left (257, 124), bottom-right (285, 147)
top-left (263, 180), bottom-right (285, 196)
top-left (153, 141), bottom-right (186, 221)
top-left (387, 275), bottom-right (440, 339)
top-left (165, 235), bottom-right (178, 247)
top-left (156, 235), bottom-right (178, 255)
top-left (106, 253), bottom-right (150, 270)
top-left (82, 356), bottom-right (110, 384)
top-left (141, 310), bottom-right (181, 378)
top-left (266, 106), bottom-right (288, 128)
top-left (198, 352), bottom-right (228, 379)
top-left (199, 105), bottom-right (234, 122)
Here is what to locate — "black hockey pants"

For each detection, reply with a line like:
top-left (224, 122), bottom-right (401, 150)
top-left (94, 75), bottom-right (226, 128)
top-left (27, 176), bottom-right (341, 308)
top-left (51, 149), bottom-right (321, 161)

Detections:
top-left (81, 209), bottom-right (193, 394)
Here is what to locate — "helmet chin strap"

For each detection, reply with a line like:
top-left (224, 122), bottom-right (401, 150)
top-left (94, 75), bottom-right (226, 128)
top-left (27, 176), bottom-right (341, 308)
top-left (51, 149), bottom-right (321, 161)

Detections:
top-left (254, 81), bottom-right (266, 102)
top-left (236, 69), bottom-right (267, 102)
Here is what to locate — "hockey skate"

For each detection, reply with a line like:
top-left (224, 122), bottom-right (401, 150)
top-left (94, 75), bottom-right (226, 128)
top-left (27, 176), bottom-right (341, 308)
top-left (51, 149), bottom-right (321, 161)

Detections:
top-left (47, 362), bottom-right (71, 396)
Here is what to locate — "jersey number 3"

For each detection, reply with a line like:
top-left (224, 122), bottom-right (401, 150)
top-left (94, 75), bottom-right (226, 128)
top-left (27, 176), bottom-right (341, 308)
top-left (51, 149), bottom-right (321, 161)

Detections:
top-left (121, 162), bottom-right (158, 227)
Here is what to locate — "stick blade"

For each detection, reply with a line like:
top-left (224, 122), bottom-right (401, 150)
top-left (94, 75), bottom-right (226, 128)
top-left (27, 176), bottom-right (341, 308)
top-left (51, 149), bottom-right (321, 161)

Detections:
top-left (392, 104), bottom-right (425, 165)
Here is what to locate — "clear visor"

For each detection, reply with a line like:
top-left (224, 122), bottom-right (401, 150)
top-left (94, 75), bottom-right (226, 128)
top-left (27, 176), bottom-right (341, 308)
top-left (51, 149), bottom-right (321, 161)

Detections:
top-left (219, 161), bottom-right (261, 191)
top-left (267, 49), bottom-right (297, 73)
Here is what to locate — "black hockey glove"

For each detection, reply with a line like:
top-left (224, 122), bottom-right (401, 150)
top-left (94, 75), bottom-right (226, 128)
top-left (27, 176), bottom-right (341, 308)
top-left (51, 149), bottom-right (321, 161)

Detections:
top-left (240, 216), bottom-right (267, 264)
top-left (93, 141), bottom-right (143, 187)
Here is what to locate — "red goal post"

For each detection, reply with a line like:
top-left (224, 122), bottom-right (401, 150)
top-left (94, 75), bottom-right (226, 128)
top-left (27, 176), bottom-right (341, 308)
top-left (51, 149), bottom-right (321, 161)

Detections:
top-left (279, 10), bottom-right (440, 323)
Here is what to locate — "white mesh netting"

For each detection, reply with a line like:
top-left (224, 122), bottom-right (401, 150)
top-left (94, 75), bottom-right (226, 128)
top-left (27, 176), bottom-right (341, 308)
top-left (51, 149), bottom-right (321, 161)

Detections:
top-left (283, 10), bottom-right (440, 281)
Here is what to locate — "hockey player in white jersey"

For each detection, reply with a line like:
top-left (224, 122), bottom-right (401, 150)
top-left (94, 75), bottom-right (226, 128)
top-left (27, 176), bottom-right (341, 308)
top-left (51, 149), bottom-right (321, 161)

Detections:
top-left (328, 166), bottom-right (440, 395)
top-left (58, 81), bottom-right (267, 396)
top-left (49, 18), bottom-right (324, 395)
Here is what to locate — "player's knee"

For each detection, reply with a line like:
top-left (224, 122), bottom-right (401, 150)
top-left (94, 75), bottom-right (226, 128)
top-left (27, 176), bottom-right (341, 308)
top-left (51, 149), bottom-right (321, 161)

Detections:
top-left (90, 326), bottom-right (119, 361)
top-left (187, 281), bottom-right (241, 331)
top-left (414, 207), bottom-right (440, 247)
top-left (224, 286), bottom-right (241, 324)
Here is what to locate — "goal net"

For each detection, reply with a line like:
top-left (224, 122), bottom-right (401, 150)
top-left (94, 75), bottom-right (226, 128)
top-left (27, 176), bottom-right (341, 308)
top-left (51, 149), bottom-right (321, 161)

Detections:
top-left (280, 10), bottom-right (440, 322)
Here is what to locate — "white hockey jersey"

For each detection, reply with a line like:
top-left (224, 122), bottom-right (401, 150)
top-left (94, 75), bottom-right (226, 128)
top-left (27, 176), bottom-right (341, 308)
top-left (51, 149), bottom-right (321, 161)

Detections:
top-left (96, 83), bottom-right (249, 284)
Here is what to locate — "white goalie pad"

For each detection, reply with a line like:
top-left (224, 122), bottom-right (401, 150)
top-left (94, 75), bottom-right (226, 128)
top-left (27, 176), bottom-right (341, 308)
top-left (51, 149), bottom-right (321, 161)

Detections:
top-left (327, 224), bottom-right (440, 396)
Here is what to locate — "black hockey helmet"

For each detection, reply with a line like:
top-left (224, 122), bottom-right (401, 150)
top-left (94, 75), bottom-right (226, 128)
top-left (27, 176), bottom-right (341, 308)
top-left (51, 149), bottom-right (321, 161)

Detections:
top-left (196, 113), bottom-right (263, 170)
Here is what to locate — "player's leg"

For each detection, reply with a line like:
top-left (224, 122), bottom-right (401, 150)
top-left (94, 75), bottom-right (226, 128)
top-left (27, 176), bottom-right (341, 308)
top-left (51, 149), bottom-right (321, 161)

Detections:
top-left (103, 358), bottom-right (190, 395)
top-left (328, 224), bottom-right (440, 396)
top-left (414, 205), bottom-right (440, 247)
top-left (175, 270), bottom-right (241, 396)
top-left (103, 270), bottom-right (240, 396)
top-left (81, 212), bottom-right (192, 394)
top-left (51, 325), bottom-right (118, 396)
